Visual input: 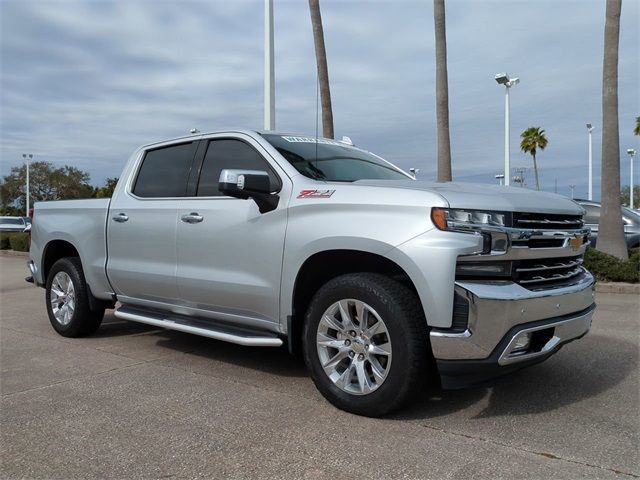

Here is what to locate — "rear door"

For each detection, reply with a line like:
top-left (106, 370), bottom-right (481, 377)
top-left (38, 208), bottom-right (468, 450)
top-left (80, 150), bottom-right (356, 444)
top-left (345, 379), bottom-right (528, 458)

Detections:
top-left (175, 134), bottom-right (290, 329)
top-left (107, 141), bottom-right (200, 305)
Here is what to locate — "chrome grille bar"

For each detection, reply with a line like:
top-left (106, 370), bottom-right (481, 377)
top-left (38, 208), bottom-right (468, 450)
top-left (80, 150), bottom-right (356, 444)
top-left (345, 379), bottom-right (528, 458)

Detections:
top-left (518, 267), bottom-right (584, 285)
top-left (516, 258), bottom-right (583, 273)
top-left (516, 218), bottom-right (583, 227)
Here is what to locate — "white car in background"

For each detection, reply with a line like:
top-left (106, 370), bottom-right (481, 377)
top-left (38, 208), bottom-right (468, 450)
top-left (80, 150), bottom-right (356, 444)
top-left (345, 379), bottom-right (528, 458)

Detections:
top-left (0, 216), bottom-right (29, 233)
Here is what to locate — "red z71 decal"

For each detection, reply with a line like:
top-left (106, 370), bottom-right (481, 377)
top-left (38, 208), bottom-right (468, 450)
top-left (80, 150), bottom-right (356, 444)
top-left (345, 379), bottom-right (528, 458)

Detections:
top-left (297, 189), bottom-right (336, 199)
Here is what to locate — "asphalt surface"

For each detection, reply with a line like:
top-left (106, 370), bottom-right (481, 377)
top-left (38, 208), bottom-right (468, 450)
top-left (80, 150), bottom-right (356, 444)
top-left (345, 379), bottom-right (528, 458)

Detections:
top-left (1, 254), bottom-right (638, 479)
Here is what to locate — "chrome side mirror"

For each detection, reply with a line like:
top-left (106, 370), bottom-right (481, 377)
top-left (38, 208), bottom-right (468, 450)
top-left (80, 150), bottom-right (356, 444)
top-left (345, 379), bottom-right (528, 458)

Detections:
top-left (218, 169), bottom-right (279, 213)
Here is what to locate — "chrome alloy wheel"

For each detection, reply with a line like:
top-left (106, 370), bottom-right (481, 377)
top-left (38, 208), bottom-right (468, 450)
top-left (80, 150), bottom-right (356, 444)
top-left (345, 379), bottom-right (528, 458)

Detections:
top-left (50, 271), bottom-right (76, 326)
top-left (316, 299), bottom-right (392, 395)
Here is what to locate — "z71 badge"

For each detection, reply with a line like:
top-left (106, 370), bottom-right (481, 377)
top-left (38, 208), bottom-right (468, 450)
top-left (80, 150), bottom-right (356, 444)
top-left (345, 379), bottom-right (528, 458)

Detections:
top-left (297, 189), bottom-right (335, 199)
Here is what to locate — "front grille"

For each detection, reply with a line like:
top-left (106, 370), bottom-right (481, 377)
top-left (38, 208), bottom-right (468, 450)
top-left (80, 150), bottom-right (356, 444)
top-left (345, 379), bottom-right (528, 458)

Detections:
top-left (514, 255), bottom-right (585, 289)
top-left (512, 238), bottom-right (566, 249)
top-left (513, 212), bottom-right (584, 230)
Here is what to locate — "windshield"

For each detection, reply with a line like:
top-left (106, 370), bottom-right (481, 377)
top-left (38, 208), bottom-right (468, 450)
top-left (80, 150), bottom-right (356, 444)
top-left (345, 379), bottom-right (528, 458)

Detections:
top-left (0, 217), bottom-right (25, 225)
top-left (262, 134), bottom-right (410, 182)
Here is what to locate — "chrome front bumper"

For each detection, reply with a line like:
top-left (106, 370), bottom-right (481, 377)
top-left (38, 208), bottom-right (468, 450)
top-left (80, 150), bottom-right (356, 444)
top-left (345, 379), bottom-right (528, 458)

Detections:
top-left (430, 270), bottom-right (596, 362)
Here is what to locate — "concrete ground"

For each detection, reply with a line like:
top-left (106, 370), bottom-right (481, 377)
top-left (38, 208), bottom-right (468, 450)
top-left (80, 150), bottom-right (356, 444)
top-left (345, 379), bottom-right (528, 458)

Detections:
top-left (1, 255), bottom-right (638, 479)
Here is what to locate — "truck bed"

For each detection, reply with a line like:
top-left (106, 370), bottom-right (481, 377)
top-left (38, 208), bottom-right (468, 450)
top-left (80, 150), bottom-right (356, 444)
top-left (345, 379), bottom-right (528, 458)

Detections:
top-left (30, 198), bottom-right (113, 298)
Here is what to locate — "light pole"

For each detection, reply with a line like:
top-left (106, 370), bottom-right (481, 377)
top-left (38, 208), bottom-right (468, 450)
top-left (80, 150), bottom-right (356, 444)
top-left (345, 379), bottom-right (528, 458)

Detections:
top-left (569, 184), bottom-right (575, 200)
top-left (495, 174), bottom-right (505, 186)
top-left (587, 123), bottom-right (594, 200)
top-left (264, 0), bottom-right (275, 130)
top-left (495, 72), bottom-right (519, 186)
top-left (22, 153), bottom-right (33, 216)
top-left (628, 148), bottom-right (636, 210)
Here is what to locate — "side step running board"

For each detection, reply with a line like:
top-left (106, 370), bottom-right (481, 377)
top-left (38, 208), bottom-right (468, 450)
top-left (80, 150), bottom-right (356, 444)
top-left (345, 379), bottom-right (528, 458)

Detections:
top-left (114, 306), bottom-right (283, 347)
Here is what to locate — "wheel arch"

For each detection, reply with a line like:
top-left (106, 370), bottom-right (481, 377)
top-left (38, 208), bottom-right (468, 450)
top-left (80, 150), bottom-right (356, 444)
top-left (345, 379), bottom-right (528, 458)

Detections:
top-left (41, 239), bottom-right (81, 283)
top-left (287, 249), bottom-right (424, 355)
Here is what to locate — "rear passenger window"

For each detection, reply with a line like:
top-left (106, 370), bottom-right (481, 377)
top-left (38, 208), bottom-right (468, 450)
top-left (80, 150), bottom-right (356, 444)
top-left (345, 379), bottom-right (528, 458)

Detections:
top-left (133, 142), bottom-right (198, 197)
top-left (197, 139), bottom-right (280, 197)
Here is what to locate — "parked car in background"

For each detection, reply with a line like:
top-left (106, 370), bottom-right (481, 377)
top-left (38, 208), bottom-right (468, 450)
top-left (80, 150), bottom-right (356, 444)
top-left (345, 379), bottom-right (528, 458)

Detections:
top-left (576, 200), bottom-right (640, 249)
top-left (0, 216), bottom-right (29, 232)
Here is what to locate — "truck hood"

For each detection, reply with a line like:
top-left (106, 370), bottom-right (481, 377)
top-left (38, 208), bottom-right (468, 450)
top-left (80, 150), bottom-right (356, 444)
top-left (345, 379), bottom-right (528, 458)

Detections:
top-left (353, 180), bottom-right (584, 215)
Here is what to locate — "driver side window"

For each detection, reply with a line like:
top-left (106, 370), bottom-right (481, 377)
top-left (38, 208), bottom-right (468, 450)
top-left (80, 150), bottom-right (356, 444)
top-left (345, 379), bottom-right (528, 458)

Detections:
top-left (196, 139), bottom-right (280, 196)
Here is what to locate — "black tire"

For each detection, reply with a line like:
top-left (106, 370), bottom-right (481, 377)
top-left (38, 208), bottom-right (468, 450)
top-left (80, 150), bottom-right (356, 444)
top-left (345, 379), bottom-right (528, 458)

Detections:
top-left (303, 273), bottom-right (432, 417)
top-left (45, 257), bottom-right (104, 337)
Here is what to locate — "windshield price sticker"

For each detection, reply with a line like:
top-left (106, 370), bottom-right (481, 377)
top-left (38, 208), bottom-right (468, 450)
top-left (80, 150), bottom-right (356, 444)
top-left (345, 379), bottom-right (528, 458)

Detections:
top-left (282, 136), bottom-right (343, 146)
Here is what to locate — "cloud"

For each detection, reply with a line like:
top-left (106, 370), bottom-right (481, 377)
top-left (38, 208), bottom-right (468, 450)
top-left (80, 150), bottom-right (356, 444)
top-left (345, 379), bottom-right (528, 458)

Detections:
top-left (1, 0), bottom-right (638, 200)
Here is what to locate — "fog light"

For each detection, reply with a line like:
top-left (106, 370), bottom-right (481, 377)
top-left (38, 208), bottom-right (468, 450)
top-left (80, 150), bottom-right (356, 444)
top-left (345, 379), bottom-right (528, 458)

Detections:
top-left (511, 332), bottom-right (531, 353)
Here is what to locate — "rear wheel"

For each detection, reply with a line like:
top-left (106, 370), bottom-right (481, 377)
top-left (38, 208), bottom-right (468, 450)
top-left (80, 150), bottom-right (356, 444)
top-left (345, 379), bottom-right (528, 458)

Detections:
top-left (303, 273), bottom-right (431, 417)
top-left (45, 257), bottom-right (104, 337)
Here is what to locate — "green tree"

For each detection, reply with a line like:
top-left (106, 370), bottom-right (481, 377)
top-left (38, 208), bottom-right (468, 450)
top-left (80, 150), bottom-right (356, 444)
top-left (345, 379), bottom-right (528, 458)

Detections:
top-left (620, 185), bottom-right (640, 208)
top-left (0, 161), bottom-right (94, 212)
top-left (309, 0), bottom-right (334, 139)
top-left (434, 0), bottom-right (452, 182)
top-left (634, 116), bottom-right (640, 136)
top-left (519, 127), bottom-right (548, 191)
top-left (598, 0), bottom-right (627, 259)
top-left (95, 177), bottom-right (119, 198)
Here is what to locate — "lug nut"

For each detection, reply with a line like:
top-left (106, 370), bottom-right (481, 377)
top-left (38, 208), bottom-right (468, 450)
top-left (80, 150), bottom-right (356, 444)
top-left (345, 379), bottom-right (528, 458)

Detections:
top-left (365, 344), bottom-right (369, 349)
top-left (350, 330), bottom-right (356, 337)
top-left (344, 339), bottom-right (351, 346)
top-left (349, 351), bottom-right (355, 358)
top-left (358, 353), bottom-right (365, 361)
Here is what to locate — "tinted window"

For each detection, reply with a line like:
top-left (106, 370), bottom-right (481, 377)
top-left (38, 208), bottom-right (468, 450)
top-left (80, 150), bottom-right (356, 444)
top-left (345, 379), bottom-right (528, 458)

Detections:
top-left (133, 142), bottom-right (198, 197)
top-left (0, 217), bottom-right (24, 225)
top-left (583, 205), bottom-right (600, 224)
top-left (262, 134), bottom-right (410, 182)
top-left (197, 139), bottom-right (280, 196)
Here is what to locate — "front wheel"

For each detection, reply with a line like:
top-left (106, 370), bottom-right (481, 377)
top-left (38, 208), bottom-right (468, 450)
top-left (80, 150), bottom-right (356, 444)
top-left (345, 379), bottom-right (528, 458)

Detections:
top-left (303, 273), bottom-right (432, 417)
top-left (45, 257), bottom-right (104, 337)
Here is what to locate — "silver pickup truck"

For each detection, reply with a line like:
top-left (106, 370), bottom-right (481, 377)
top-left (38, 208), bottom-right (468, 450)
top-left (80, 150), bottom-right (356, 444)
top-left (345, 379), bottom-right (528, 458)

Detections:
top-left (28, 130), bottom-right (595, 416)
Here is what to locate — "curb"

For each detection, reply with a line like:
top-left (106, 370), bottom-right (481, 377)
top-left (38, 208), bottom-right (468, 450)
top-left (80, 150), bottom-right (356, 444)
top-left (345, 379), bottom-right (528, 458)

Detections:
top-left (595, 282), bottom-right (640, 295)
top-left (0, 250), bottom-right (30, 258)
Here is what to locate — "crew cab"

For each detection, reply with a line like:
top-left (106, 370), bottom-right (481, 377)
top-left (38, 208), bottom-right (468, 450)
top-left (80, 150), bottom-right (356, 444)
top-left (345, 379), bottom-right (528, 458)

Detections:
top-left (28, 130), bottom-right (595, 416)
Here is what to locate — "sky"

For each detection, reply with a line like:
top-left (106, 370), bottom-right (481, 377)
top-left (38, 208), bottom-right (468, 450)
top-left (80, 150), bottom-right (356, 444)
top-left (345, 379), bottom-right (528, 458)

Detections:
top-left (1, 0), bottom-right (638, 200)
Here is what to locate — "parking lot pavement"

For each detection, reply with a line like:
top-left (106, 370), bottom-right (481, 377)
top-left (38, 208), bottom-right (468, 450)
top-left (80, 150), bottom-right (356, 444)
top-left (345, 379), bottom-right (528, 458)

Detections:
top-left (1, 255), bottom-right (638, 479)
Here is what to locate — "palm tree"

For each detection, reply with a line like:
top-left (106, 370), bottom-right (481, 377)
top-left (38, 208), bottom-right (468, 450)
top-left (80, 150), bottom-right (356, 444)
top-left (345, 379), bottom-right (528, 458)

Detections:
top-left (598, 0), bottom-right (627, 260)
top-left (634, 116), bottom-right (640, 136)
top-left (309, 0), bottom-right (334, 139)
top-left (519, 127), bottom-right (548, 190)
top-left (434, 0), bottom-right (452, 182)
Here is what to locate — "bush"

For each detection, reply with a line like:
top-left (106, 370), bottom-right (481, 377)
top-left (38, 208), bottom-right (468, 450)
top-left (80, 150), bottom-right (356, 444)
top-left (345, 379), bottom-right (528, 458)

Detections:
top-left (583, 247), bottom-right (639, 283)
top-left (8, 232), bottom-right (30, 252)
top-left (0, 232), bottom-right (11, 250)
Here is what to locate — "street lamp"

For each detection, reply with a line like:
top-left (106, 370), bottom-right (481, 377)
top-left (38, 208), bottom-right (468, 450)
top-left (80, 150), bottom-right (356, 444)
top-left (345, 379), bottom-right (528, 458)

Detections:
top-left (495, 173), bottom-right (505, 186)
top-left (264, 0), bottom-right (275, 130)
top-left (628, 148), bottom-right (636, 210)
top-left (587, 123), bottom-right (594, 200)
top-left (569, 184), bottom-right (576, 200)
top-left (495, 73), bottom-right (519, 186)
top-left (22, 153), bottom-right (33, 216)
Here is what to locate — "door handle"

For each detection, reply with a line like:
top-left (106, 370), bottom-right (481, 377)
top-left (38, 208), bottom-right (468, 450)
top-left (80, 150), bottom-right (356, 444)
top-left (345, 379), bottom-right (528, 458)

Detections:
top-left (112, 213), bottom-right (129, 223)
top-left (181, 212), bottom-right (204, 224)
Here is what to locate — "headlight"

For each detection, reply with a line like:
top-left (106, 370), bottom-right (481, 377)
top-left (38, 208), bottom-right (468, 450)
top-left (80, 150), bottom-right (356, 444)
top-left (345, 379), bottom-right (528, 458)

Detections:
top-left (431, 208), bottom-right (507, 231)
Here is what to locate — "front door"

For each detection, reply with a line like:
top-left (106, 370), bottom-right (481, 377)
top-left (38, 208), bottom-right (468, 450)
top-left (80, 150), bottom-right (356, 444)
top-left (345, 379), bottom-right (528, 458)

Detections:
top-left (175, 135), bottom-right (290, 329)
